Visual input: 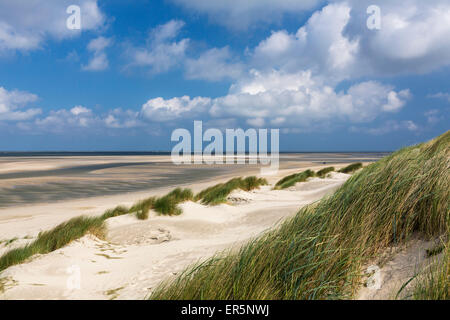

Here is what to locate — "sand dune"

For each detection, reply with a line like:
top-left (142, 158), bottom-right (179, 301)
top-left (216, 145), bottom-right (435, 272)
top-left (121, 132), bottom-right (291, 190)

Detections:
top-left (0, 170), bottom-right (349, 300)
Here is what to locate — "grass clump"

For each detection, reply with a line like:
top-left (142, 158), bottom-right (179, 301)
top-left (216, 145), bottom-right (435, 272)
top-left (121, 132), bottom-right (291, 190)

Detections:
top-left (150, 131), bottom-right (449, 300)
top-left (412, 240), bottom-right (449, 300)
top-left (0, 216), bottom-right (105, 273)
top-left (317, 167), bottom-right (335, 178)
top-left (195, 177), bottom-right (268, 206)
top-left (274, 170), bottom-right (315, 189)
top-left (130, 198), bottom-right (155, 220)
top-left (101, 205), bottom-right (129, 220)
top-left (153, 188), bottom-right (193, 216)
top-left (0, 187), bottom-right (194, 273)
top-left (338, 162), bottom-right (363, 174)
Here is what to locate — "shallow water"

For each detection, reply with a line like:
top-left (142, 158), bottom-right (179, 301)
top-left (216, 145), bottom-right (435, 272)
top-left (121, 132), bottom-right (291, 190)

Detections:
top-left (0, 153), bottom-right (388, 208)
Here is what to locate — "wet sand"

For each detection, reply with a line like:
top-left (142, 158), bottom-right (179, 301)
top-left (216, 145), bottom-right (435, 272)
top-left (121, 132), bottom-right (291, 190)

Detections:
top-left (0, 153), bottom-right (386, 208)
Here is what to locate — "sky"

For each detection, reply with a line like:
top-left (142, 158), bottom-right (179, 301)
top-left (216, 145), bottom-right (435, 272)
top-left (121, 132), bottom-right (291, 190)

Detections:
top-left (0, 0), bottom-right (449, 151)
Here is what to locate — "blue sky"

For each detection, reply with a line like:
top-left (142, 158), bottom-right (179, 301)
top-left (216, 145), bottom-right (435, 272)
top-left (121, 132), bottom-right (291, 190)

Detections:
top-left (0, 0), bottom-right (449, 151)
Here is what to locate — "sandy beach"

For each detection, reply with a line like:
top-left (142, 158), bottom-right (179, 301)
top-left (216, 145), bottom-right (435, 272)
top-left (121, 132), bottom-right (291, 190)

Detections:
top-left (0, 154), bottom-right (371, 299)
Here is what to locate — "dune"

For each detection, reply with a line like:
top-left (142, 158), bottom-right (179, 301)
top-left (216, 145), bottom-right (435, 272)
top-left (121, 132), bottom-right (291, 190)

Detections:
top-left (0, 166), bottom-right (350, 299)
top-left (150, 131), bottom-right (449, 300)
top-left (1, 131), bottom-right (446, 301)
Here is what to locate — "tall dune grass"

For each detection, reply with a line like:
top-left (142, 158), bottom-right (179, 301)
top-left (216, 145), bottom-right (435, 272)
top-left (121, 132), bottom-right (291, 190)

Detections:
top-left (274, 170), bottom-right (315, 189)
top-left (150, 131), bottom-right (449, 300)
top-left (130, 198), bottom-right (155, 220)
top-left (0, 188), bottom-right (194, 272)
top-left (0, 216), bottom-right (105, 272)
top-left (101, 205), bottom-right (129, 220)
top-left (338, 162), bottom-right (363, 174)
top-left (412, 239), bottom-right (449, 300)
top-left (317, 167), bottom-right (335, 178)
top-left (195, 177), bottom-right (268, 205)
top-left (153, 188), bottom-right (193, 216)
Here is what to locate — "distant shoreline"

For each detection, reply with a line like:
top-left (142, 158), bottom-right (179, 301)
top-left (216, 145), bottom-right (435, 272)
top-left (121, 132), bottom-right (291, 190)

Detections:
top-left (0, 151), bottom-right (392, 157)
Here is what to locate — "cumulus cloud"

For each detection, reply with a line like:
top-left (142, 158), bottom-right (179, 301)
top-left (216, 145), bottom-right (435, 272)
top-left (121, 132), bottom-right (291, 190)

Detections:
top-left (31, 105), bottom-right (142, 133)
top-left (104, 108), bottom-right (141, 129)
top-left (126, 20), bottom-right (189, 74)
top-left (0, 0), bottom-right (105, 52)
top-left (184, 47), bottom-right (244, 81)
top-left (141, 96), bottom-right (211, 122)
top-left (341, 0), bottom-right (450, 75)
top-left (210, 72), bottom-right (410, 127)
top-left (82, 36), bottom-right (112, 71)
top-left (140, 70), bottom-right (410, 130)
top-left (0, 86), bottom-right (41, 121)
top-left (251, 3), bottom-right (358, 82)
top-left (169, 0), bottom-right (323, 29)
top-left (35, 107), bottom-right (95, 131)
top-left (250, 0), bottom-right (450, 81)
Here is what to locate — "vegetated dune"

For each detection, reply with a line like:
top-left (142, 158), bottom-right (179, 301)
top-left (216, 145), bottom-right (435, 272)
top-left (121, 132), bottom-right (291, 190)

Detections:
top-left (150, 131), bottom-right (449, 300)
top-left (0, 173), bottom-right (348, 299)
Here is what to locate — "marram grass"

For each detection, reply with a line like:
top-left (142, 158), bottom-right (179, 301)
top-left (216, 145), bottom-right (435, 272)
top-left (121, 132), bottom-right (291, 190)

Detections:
top-left (338, 162), bottom-right (363, 174)
top-left (274, 169), bottom-right (315, 189)
top-left (317, 167), bottom-right (335, 178)
top-left (0, 216), bottom-right (105, 272)
top-left (0, 188), bottom-right (194, 272)
top-left (150, 131), bottom-right (449, 300)
top-left (412, 238), bottom-right (449, 300)
top-left (0, 177), bottom-right (261, 273)
top-left (195, 176), bottom-right (268, 206)
top-left (153, 188), bottom-right (193, 216)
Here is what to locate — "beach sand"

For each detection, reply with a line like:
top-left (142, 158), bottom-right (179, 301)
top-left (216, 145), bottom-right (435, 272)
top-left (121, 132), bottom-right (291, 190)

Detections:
top-left (0, 157), bottom-right (358, 300)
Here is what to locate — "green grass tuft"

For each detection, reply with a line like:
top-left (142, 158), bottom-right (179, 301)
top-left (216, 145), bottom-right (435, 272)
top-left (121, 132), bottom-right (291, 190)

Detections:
top-left (412, 239), bottom-right (449, 300)
top-left (153, 188), bottom-right (193, 216)
top-left (150, 131), bottom-right (449, 300)
top-left (195, 177), bottom-right (268, 206)
top-left (0, 216), bottom-right (105, 273)
top-left (130, 198), bottom-right (155, 220)
top-left (0, 187), bottom-right (195, 273)
top-left (316, 167), bottom-right (335, 178)
top-left (274, 170), bottom-right (315, 189)
top-left (101, 205), bottom-right (129, 220)
top-left (338, 163), bottom-right (363, 174)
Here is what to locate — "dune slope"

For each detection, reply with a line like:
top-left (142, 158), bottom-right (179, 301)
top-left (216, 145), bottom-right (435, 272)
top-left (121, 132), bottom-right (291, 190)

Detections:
top-left (150, 131), bottom-right (449, 300)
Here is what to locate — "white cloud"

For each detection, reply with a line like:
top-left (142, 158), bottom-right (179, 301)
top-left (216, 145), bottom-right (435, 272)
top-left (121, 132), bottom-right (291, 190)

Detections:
top-left (341, 0), bottom-right (450, 75)
top-left (424, 109), bottom-right (444, 125)
top-left (169, 0), bottom-right (323, 29)
top-left (210, 72), bottom-right (410, 126)
top-left (104, 108), bottom-right (141, 129)
top-left (70, 105), bottom-right (92, 116)
top-left (140, 70), bottom-right (410, 130)
top-left (126, 20), bottom-right (189, 74)
top-left (184, 47), bottom-right (244, 81)
top-left (0, 0), bottom-right (105, 52)
top-left (250, 3), bottom-right (358, 82)
top-left (35, 108), bottom-right (94, 131)
top-left (382, 90), bottom-right (411, 112)
top-left (87, 36), bottom-right (111, 52)
top-left (82, 36), bottom-right (112, 71)
top-left (0, 86), bottom-right (41, 121)
top-left (246, 117), bottom-right (265, 127)
top-left (250, 1), bottom-right (450, 81)
top-left (32, 106), bottom-right (141, 133)
top-left (141, 96), bottom-right (211, 122)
